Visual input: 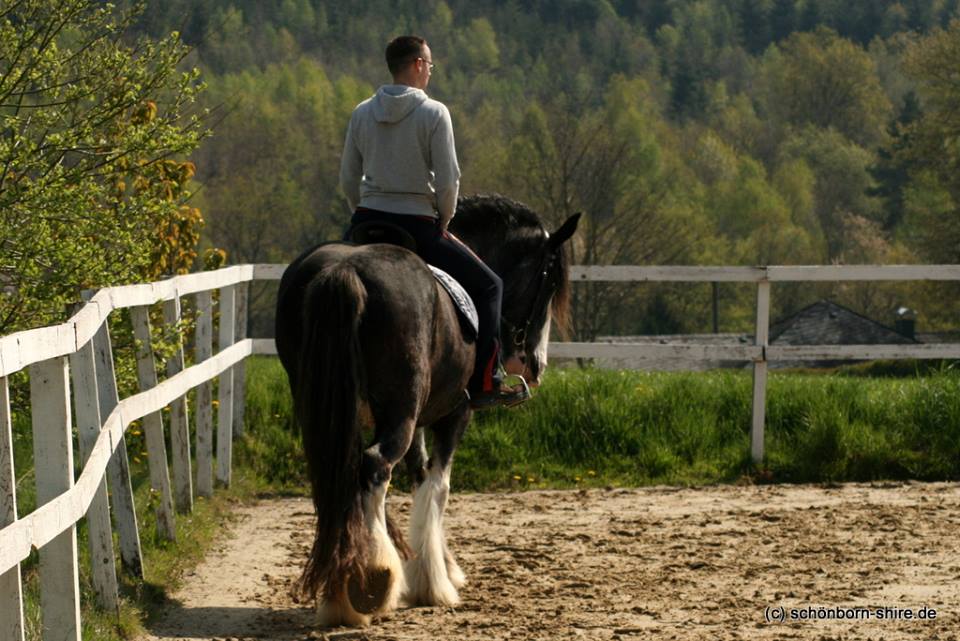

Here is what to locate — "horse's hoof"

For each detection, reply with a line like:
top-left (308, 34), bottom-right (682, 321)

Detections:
top-left (347, 567), bottom-right (393, 614)
top-left (316, 592), bottom-right (371, 627)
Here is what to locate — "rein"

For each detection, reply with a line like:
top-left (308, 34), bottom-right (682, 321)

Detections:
top-left (502, 250), bottom-right (557, 347)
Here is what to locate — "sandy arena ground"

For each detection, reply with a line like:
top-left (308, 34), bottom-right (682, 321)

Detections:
top-left (140, 482), bottom-right (960, 641)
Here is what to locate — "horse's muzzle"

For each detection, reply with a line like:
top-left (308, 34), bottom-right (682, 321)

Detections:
top-left (504, 354), bottom-right (541, 388)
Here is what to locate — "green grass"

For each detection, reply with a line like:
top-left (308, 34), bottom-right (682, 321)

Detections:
top-left (238, 357), bottom-right (306, 492)
top-left (241, 357), bottom-right (960, 491)
top-left (468, 367), bottom-right (960, 488)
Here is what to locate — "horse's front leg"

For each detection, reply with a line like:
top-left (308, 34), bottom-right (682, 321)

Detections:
top-left (404, 427), bottom-right (428, 488)
top-left (404, 402), bottom-right (471, 606)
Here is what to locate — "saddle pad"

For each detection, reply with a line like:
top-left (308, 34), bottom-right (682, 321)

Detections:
top-left (429, 265), bottom-right (479, 338)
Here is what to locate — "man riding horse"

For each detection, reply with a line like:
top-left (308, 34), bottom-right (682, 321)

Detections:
top-left (276, 34), bottom-right (579, 627)
top-left (339, 35), bottom-right (528, 410)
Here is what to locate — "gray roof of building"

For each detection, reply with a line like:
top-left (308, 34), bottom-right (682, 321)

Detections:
top-left (769, 300), bottom-right (916, 346)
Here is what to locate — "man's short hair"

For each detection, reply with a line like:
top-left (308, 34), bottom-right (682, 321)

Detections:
top-left (386, 35), bottom-right (426, 75)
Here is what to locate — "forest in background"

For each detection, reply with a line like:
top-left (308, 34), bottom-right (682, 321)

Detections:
top-left (126, 0), bottom-right (960, 338)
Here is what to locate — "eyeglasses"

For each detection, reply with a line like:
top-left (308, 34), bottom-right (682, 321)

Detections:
top-left (417, 57), bottom-right (436, 71)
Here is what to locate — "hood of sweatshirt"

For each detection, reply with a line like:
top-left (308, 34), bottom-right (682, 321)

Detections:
top-left (372, 85), bottom-right (428, 123)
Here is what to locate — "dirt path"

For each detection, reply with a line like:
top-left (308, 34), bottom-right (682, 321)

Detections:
top-left (141, 482), bottom-right (960, 641)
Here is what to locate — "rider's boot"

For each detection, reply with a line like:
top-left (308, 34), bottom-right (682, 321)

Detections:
top-left (468, 365), bottom-right (531, 411)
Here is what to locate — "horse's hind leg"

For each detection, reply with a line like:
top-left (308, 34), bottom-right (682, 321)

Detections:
top-left (405, 403), bottom-right (471, 606)
top-left (345, 419), bottom-right (416, 619)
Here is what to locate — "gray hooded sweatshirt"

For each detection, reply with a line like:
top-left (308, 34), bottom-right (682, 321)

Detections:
top-left (339, 85), bottom-right (461, 226)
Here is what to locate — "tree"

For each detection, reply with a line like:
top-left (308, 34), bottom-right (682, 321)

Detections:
top-left (941, 0), bottom-right (960, 26)
top-left (798, 0), bottom-right (821, 31)
top-left (899, 20), bottom-right (960, 181)
top-left (739, 0), bottom-right (772, 54)
top-left (193, 60), bottom-right (369, 265)
top-left (905, 0), bottom-right (937, 31)
top-left (632, 0), bottom-right (676, 35)
top-left (882, 3), bottom-right (910, 36)
top-left (670, 57), bottom-right (711, 120)
top-left (278, 0), bottom-right (315, 40)
top-left (897, 20), bottom-right (960, 266)
top-left (770, 0), bottom-right (797, 41)
top-left (663, 1), bottom-right (739, 120)
top-left (203, 5), bottom-right (256, 74)
top-left (503, 76), bottom-right (711, 339)
top-left (831, 213), bottom-right (917, 325)
top-left (0, 0), bottom-right (207, 332)
top-left (868, 91), bottom-right (922, 229)
top-left (780, 127), bottom-right (883, 258)
top-left (700, 139), bottom-right (821, 266)
top-left (761, 28), bottom-right (892, 149)
top-left (453, 17), bottom-right (501, 73)
top-left (851, 2), bottom-right (885, 44)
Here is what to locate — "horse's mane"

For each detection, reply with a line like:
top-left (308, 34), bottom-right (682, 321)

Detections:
top-left (454, 193), bottom-right (544, 237)
top-left (455, 194), bottom-right (572, 336)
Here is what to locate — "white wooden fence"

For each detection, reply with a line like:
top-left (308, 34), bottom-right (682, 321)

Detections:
top-left (550, 265), bottom-right (960, 464)
top-left (0, 266), bottom-right (269, 641)
top-left (2, 263), bottom-right (959, 640)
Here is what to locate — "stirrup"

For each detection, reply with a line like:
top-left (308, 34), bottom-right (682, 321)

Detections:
top-left (502, 373), bottom-right (531, 404)
top-left (468, 374), bottom-right (531, 410)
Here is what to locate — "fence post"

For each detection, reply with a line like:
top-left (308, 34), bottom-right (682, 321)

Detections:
top-left (0, 375), bottom-right (25, 641)
top-left (162, 293), bottom-right (194, 514)
top-left (194, 291), bottom-right (214, 498)
top-left (751, 279), bottom-right (771, 463)
top-left (217, 285), bottom-right (236, 487)
top-left (232, 282), bottom-right (248, 437)
top-left (68, 339), bottom-right (120, 614)
top-left (91, 321), bottom-right (144, 578)
top-left (711, 282), bottom-right (720, 333)
top-left (29, 357), bottom-right (81, 641)
top-left (130, 306), bottom-right (177, 540)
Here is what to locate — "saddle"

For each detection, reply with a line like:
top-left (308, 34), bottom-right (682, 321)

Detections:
top-left (349, 221), bottom-right (417, 252)
top-left (349, 221), bottom-right (478, 338)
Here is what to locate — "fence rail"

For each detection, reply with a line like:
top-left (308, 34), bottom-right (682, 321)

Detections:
top-left (0, 263), bottom-right (956, 640)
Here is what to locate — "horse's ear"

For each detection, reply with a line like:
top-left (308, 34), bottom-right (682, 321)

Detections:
top-left (549, 212), bottom-right (581, 249)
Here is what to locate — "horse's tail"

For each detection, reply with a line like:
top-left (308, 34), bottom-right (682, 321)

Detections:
top-left (295, 263), bottom-right (369, 602)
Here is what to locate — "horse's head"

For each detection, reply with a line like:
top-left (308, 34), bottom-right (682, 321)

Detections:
top-left (498, 213), bottom-right (580, 386)
top-left (450, 195), bottom-right (581, 387)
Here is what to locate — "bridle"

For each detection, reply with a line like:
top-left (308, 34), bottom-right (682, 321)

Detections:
top-left (501, 249), bottom-right (558, 349)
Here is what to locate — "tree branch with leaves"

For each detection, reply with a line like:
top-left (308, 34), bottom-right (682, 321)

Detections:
top-left (0, 0), bottom-right (209, 333)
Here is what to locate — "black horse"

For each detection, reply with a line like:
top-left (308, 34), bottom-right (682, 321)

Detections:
top-left (275, 194), bottom-right (579, 625)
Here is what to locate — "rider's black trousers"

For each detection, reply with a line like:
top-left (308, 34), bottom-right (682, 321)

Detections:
top-left (345, 209), bottom-right (503, 393)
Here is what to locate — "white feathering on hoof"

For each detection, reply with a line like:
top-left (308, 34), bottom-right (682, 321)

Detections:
top-left (315, 481), bottom-right (405, 628)
top-left (444, 540), bottom-right (466, 590)
top-left (404, 466), bottom-right (461, 606)
top-left (316, 586), bottom-right (371, 628)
